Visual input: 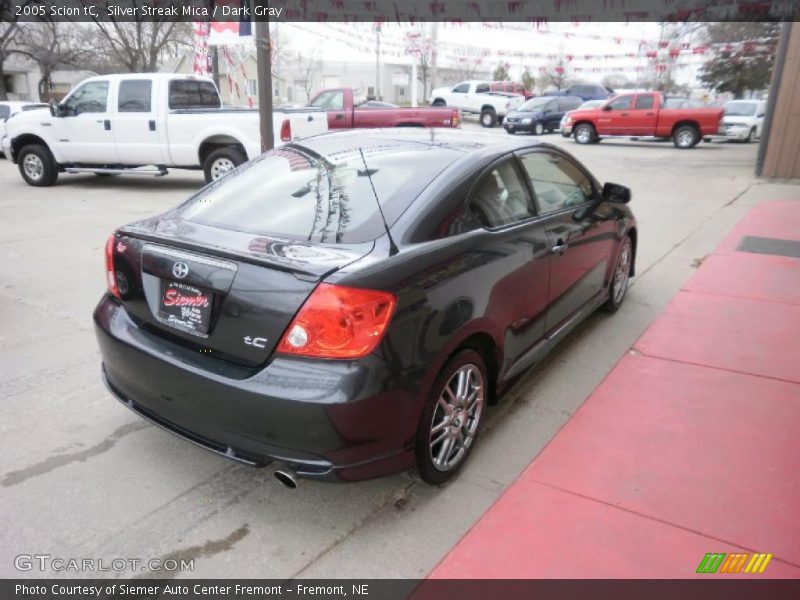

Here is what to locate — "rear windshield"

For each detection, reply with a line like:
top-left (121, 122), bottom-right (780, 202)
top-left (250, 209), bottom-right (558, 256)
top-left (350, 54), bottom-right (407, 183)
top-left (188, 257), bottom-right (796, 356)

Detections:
top-left (177, 145), bottom-right (458, 244)
top-left (724, 102), bottom-right (758, 117)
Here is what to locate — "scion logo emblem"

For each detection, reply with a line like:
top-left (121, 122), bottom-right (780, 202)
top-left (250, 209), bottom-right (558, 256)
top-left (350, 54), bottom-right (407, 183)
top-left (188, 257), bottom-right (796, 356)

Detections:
top-left (172, 261), bottom-right (189, 279)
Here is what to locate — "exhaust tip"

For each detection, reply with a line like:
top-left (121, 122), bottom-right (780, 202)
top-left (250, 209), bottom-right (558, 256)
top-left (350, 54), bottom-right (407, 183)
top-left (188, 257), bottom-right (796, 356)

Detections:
top-left (273, 470), bottom-right (298, 489)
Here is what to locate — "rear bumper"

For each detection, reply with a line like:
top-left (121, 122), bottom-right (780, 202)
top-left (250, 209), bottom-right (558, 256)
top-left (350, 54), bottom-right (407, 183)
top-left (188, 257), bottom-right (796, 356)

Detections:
top-left (503, 121), bottom-right (535, 133)
top-left (94, 297), bottom-right (420, 482)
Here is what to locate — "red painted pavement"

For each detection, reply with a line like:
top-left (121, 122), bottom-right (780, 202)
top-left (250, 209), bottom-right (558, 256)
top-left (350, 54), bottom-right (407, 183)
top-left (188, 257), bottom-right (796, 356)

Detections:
top-left (429, 201), bottom-right (800, 579)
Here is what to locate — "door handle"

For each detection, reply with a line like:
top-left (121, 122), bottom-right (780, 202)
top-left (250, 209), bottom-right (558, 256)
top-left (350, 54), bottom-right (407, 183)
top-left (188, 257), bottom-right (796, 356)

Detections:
top-left (148, 120), bottom-right (156, 131)
top-left (646, 112), bottom-right (655, 116)
top-left (307, 115), bottom-right (313, 121)
top-left (335, 114), bottom-right (344, 120)
top-left (551, 241), bottom-right (568, 256)
top-left (103, 119), bottom-right (111, 130)
top-left (621, 112), bottom-right (630, 117)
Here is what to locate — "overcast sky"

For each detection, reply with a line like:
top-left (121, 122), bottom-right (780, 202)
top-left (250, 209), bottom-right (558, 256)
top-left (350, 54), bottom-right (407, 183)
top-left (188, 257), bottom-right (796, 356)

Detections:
top-left (275, 22), bottom-right (706, 86)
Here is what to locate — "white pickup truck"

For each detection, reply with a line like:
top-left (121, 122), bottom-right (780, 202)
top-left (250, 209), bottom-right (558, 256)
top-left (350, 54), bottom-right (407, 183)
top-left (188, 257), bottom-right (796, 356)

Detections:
top-left (2, 73), bottom-right (328, 186)
top-left (429, 80), bottom-right (524, 128)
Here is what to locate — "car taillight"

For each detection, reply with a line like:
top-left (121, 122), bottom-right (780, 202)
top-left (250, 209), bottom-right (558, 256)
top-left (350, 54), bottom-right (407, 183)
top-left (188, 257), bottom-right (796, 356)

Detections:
top-left (452, 109), bottom-right (460, 127)
top-left (277, 283), bottom-right (397, 359)
top-left (105, 234), bottom-right (120, 299)
top-left (280, 119), bottom-right (291, 142)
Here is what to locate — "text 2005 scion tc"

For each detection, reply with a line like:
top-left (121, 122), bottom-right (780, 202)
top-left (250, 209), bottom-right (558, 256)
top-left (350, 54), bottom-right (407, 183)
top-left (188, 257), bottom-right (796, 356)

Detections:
top-left (94, 129), bottom-right (637, 486)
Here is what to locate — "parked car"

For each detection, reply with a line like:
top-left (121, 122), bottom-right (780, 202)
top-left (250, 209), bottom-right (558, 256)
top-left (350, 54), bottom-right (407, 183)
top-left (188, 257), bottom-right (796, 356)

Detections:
top-left (560, 100), bottom-right (605, 137)
top-left (308, 87), bottom-right (460, 129)
top-left (490, 81), bottom-right (535, 99)
top-left (429, 80), bottom-right (524, 127)
top-left (0, 101), bottom-right (48, 157)
top-left (504, 96), bottom-right (583, 135)
top-left (543, 84), bottom-right (613, 101)
top-left (2, 73), bottom-right (328, 186)
top-left (562, 91), bottom-right (724, 148)
top-left (94, 129), bottom-right (638, 486)
top-left (704, 99), bottom-right (767, 143)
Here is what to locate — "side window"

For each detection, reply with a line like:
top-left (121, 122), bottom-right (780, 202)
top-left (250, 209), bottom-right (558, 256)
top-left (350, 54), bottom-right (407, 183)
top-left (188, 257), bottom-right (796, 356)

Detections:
top-left (169, 80), bottom-right (221, 109)
top-left (475, 83), bottom-right (490, 94)
top-left (521, 152), bottom-right (593, 214)
top-left (608, 95), bottom-right (633, 110)
top-left (61, 81), bottom-right (109, 115)
top-left (0, 105), bottom-right (10, 119)
top-left (118, 80), bottom-right (152, 112)
top-left (634, 95), bottom-right (654, 110)
top-left (470, 161), bottom-right (536, 228)
top-left (452, 83), bottom-right (469, 93)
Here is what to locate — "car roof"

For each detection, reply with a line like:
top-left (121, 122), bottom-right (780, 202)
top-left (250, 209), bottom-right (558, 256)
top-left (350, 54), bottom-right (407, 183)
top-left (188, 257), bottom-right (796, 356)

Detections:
top-left (293, 128), bottom-right (551, 163)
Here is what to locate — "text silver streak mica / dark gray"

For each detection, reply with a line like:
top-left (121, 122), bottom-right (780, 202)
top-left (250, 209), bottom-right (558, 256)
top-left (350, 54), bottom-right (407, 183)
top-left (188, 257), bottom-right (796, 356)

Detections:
top-left (94, 128), bottom-right (637, 484)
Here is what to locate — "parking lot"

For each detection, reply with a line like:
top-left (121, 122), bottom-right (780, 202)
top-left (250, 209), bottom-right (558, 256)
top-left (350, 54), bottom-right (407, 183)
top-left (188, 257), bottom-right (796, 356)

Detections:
top-left (1, 128), bottom-right (795, 579)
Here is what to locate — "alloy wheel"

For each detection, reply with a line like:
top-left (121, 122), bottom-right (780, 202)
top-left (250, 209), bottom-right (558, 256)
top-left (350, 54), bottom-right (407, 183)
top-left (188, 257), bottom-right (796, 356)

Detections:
top-left (23, 154), bottom-right (44, 181)
top-left (676, 129), bottom-right (696, 148)
top-left (429, 364), bottom-right (485, 472)
top-left (534, 122), bottom-right (544, 135)
top-left (575, 126), bottom-right (592, 144)
top-left (612, 238), bottom-right (632, 304)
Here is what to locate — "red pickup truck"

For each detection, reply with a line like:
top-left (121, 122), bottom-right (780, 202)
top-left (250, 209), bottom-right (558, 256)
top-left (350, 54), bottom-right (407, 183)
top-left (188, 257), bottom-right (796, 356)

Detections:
top-left (308, 88), bottom-right (460, 129)
top-left (562, 91), bottom-right (723, 148)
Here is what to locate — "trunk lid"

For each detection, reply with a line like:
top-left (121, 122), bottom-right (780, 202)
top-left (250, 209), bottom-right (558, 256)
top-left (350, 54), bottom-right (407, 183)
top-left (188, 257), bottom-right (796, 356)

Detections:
top-left (110, 217), bottom-right (373, 367)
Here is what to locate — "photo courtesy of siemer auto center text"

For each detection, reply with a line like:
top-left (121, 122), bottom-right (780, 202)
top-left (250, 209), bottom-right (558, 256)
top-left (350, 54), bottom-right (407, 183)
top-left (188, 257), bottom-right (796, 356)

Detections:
top-left (1, 0), bottom-right (800, 599)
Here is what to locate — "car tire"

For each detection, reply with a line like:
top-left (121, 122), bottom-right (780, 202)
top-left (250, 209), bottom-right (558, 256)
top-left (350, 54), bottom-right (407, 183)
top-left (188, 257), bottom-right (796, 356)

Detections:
top-left (480, 109), bottom-right (497, 128)
top-left (432, 99), bottom-right (446, 107)
top-left (533, 121), bottom-right (545, 136)
top-left (745, 127), bottom-right (756, 143)
top-left (604, 236), bottom-right (633, 312)
top-left (673, 125), bottom-right (700, 149)
top-left (573, 123), bottom-right (597, 144)
top-left (203, 147), bottom-right (246, 183)
top-left (415, 349), bottom-right (488, 485)
top-left (18, 144), bottom-right (58, 187)
top-left (506, 129), bottom-right (516, 135)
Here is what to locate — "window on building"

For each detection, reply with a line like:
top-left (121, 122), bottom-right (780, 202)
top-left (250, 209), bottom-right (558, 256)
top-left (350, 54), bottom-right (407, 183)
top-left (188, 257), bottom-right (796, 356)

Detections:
top-left (246, 79), bottom-right (258, 97)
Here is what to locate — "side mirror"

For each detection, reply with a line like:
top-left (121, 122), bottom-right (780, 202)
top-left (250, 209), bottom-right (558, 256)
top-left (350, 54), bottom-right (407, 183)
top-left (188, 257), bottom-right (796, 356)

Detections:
top-left (757, 112), bottom-right (766, 118)
top-left (602, 182), bottom-right (631, 204)
top-left (602, 104), bottom-right (612, 111)
top-left (48, 98), bottom-right (60, 117)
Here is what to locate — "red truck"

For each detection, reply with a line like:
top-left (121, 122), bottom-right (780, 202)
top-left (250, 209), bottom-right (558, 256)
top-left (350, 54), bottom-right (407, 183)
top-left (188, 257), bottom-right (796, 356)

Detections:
top-left (307, 88), bottom-right (460, 129)
top-left (561, 91), bottom-right (723, 148)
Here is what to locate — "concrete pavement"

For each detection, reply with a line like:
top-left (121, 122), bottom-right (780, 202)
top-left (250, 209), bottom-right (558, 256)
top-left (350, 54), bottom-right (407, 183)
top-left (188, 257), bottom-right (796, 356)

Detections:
top-left (0, 133), bottom-right (795, 579)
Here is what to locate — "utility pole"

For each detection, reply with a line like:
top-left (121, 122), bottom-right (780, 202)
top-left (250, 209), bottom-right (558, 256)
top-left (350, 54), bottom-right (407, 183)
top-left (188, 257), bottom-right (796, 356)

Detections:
top-left (430, 22), bottom-right (439, 94)
top-left (254, 0), bottom-right (274, 151)
top-left (374, 23), bottom-right (382, 100)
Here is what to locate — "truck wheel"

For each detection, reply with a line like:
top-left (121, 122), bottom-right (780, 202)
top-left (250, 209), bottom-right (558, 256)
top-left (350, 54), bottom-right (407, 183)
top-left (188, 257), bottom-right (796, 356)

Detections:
top-left (745, 127), bottom-right (756, 143)
top-left (533, 121), bottom-right (545, 136)
top-left (574, 123), bottom-right (597, 144)
top-left (432, 99), bottom-right (446, 107)
top-left (18, 144), bottom-right (58, 187)
top-left (673, 125), bottom-right (699, 149)
top-left (480, 109), bottom-right (497, 128)
top-left (203, 147), bottom-right (246, 183)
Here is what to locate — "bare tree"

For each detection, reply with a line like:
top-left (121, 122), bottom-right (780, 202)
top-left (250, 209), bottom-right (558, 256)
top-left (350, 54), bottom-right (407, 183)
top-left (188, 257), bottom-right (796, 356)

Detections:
top-left (15, 22), bottom-right (93, 100)
top-left (292, 50), bottom-right (322, 102)
top-left (544, 57), bottom-right (571, 91)
top-left (0, 0), bottom-right (23, 100)
top-left (82, 1), bottom-right (192, 73)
